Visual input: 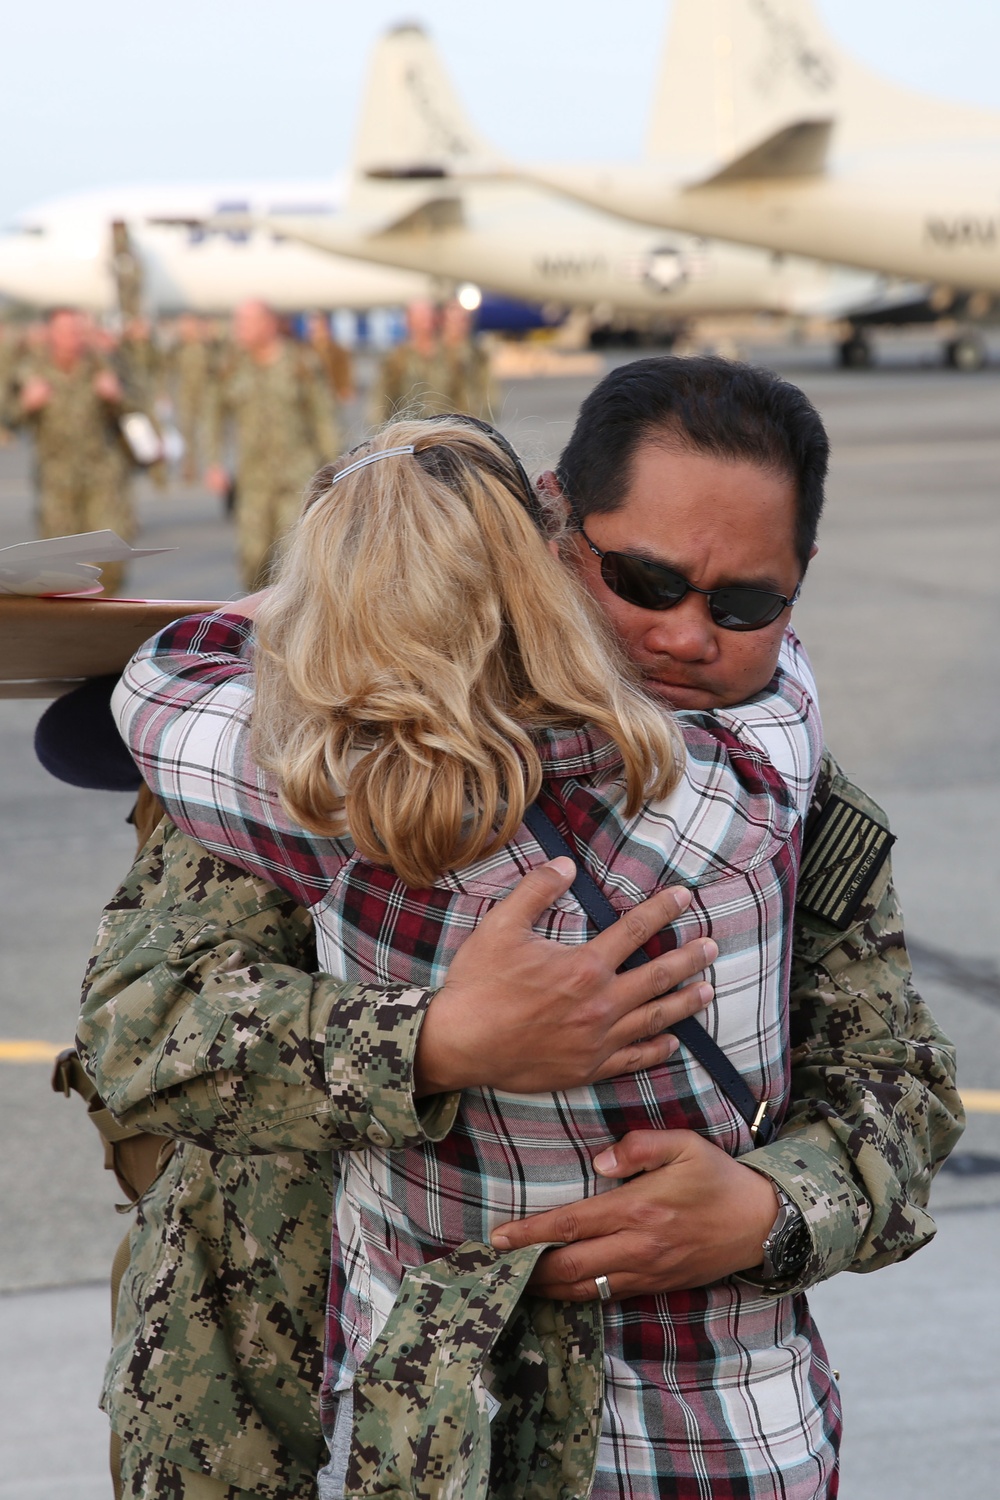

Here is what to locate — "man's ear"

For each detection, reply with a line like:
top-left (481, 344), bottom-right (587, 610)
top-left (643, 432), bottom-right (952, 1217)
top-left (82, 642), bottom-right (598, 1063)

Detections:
top-left (809, 543), bottom-right (819, 560)
top-left (536, 469), bottom-right (572, 525)
top-left (537, 470), bottom-right (573, 559)
top-left (537, 469), bottom-right (563, 501)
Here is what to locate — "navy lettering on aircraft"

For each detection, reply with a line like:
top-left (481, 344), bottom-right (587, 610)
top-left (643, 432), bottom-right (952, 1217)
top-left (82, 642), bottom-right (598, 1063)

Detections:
top-left (187, 202), bottom-right (252, 246)
top-left (536, 255), bottom-right (609, 278)
top-left (925, 217), bottom-right (1000, 249)
top-left (749, 0), bottom-right (835, 97)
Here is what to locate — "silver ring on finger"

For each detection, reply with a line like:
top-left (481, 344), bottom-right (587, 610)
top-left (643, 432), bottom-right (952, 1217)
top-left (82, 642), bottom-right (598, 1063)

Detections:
top-left (595, 1274), bottom-right (612, 1303)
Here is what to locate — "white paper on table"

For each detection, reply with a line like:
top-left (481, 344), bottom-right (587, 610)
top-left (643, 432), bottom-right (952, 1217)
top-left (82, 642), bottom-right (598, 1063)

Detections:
top-left (0, 532), bottom-right (175, 596)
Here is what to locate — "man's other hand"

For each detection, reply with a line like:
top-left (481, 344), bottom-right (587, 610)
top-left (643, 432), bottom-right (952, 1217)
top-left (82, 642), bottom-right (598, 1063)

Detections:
top-left (490, 1129), bottom-right (779, 1296)
top-left (20, 376), bottom-right (52, 413)
top-left (415, 863), bottom-right (716, 1096)
top-left (93, 370), bottom-right (123, 404)
top-left (204, 464), bottom-right (230, 497)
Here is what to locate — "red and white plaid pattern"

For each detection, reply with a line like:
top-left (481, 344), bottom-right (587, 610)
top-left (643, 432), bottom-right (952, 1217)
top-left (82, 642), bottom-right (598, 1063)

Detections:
top-left (115, 614), bottom-right (838, 1498)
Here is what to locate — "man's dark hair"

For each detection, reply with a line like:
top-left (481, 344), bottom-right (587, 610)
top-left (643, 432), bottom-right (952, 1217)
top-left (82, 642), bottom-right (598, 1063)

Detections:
top-left (555, 356), bottom-right (829, 571)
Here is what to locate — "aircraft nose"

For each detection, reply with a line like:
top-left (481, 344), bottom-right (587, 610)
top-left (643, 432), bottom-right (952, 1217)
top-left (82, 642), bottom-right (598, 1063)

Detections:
top-left (0, 231), bottom-right (110, 310)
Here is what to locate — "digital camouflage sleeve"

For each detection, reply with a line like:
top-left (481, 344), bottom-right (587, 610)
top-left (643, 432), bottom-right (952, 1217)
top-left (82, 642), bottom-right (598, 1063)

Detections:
top-left (78, 824), bottom-right (457, 1155)
top-left (742, 754), bottom-right (964, 1294)
top-left (77, 751), bottom-right (963, 1495)
top-left (77, 822), bottom-right (457, 1498)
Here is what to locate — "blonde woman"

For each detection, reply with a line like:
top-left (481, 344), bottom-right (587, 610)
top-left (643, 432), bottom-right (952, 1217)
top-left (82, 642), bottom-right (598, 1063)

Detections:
top-left (114, 417), bottom-right (830, 1498)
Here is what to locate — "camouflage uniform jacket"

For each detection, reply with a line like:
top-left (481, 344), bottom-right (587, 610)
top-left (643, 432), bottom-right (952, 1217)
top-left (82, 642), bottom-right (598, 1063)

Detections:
top-left (78, 754), bottom-right (962, 1498)
top-left (10, 351), bottom-right (127, 481)
top-left (207, 342), bottom-right (340, 492)
top-left (0, 328), bottom-right (22, 436)
top-left (442, 339), bottom-right (497, 421)
top-left (117, 334), bottom-right (166, 411)
top-left (170, 338), bottom-right (212, 422)
top-left (370, 344), bottom-right (455, 424)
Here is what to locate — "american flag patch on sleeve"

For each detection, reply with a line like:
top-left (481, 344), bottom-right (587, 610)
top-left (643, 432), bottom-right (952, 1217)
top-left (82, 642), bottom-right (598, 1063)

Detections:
top-left (798, 794), bottom-right (896, 930)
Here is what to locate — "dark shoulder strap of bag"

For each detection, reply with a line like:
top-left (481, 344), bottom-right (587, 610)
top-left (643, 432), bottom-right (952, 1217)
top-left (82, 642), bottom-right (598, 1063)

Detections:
top-left (522, 802), bottom-right (775, 1146)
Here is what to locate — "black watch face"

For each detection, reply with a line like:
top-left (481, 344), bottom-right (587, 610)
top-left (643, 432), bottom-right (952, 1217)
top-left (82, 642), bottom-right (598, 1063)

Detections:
top-left (773, 1218), bottom-right (811, 1277)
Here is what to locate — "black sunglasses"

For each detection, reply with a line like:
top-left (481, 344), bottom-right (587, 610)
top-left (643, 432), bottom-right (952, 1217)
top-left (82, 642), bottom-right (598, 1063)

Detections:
top-left (576, 517), bottom-right (800, 632)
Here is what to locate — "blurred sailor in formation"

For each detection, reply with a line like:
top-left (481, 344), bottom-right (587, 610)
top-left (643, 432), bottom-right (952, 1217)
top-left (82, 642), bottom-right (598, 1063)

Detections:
top-left (306, 311), bottom-right (355, 405)
top-left (372, 298), bottom-right (495, 423)
top-left (0, 323), bottom-right (21, 443)
top-left (0, 294), bottom-right (497, 593)
top-left (204, 299), bottom-right (340, 590)
top-left (117, 315), bottom-right (170, 488)
top-left (168, 314), bottom-right (213, 482)
top-left (118, 316), bottom-right (165, 414)
top-left (3, 309), bottom-right (135, 593)
top-left (441, 298), bottom-right (496, 420)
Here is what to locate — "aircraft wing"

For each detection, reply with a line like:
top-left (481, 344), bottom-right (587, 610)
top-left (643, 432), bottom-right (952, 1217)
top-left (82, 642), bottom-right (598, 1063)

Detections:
top-left (787, 273), bottom-right (931, 321)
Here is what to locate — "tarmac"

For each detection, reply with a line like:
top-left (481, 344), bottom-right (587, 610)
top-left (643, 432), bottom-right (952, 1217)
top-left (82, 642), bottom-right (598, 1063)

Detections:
top-left (1, 334), bottom-right (998, 1497)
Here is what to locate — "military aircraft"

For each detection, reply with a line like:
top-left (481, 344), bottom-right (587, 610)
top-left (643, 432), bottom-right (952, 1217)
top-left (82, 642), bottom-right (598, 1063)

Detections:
top-left (502, 0), bottom-right (1000, 366)
top-left (210, 23), bottom-right (916, 344)
top-left (0, 180), bottom-right (433, 314)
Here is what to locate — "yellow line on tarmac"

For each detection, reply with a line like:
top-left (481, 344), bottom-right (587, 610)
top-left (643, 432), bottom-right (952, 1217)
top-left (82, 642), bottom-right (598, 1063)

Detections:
top-left (962, 1089), bottom-right (1000, 1115)
top-left (0, 1039), bottom-right (64, 1064)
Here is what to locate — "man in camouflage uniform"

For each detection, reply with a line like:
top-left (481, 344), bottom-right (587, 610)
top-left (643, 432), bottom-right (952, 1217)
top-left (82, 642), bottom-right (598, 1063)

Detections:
top-left (440, 300), bottom-right (496, 421)
top-left (118, 317), bottom-right (165, 411)
top-left (169, 315), bottom-right (213, 481)
top-left (112, 220), bottom-right (144, 326)
top-left (77, 364), bottom-right (962, 1493)
top-left (306, 313), bottom-right (355, 406)
top-left (0, 322), bottom-right (23, 443)
top-left (8, 308), bottom-right (134, 593)
top-left (116, 315), bottom-right (172, 488)
top-left (205, 301), bottom-right (340, 589)
top-left (77, 747), bottom-right (961, 1499)
top-left (370, 301), bottom-right (453, 424)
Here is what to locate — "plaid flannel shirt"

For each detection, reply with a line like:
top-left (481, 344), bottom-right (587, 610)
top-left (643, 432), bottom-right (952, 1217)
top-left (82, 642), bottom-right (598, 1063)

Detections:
top-left (115, 613), bottom-right (837, 1499)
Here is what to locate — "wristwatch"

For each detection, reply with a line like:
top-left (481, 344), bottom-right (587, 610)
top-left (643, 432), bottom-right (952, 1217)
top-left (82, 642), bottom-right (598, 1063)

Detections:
top-left (759, 1187), bottom-right (811, 1281)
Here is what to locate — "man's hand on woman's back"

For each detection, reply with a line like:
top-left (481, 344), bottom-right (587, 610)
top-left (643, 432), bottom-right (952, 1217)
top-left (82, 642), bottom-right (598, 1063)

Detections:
top-left (415, 860), bottom-right (716, 1096)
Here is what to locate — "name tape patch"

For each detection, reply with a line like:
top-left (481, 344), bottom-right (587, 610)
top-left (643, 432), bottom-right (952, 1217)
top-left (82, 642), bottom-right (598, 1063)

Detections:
top-left (798, 794), bottom-right (896, 931)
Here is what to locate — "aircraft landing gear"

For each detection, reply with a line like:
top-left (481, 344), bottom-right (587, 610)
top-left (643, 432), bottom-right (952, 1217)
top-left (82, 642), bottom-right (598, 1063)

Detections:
top-left (944, 331), bottom-right (987, 372)
top-left (838, 331), bottom-right (873, 370)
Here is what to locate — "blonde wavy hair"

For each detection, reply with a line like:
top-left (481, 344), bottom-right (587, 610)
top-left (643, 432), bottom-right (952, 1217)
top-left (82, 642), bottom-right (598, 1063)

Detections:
top-left (252, 417), bottom-right (683, 887)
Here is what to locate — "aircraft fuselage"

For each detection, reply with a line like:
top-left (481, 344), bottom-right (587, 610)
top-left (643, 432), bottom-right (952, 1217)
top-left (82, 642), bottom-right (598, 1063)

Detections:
top-left (265, 181), bottom-right (883, 320)
top-left (528, 153), bottom-right (1000, 294)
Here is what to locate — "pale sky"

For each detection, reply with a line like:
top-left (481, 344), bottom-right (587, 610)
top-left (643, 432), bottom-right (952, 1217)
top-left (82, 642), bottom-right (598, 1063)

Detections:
top-left (3, 0), bottom-right (1000, 225)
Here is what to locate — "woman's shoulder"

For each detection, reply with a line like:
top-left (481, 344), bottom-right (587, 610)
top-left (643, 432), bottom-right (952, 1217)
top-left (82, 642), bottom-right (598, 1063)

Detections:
top-left (674, 631), bottom-right (820, 804)
top-left (526, 633), bottom-right (821, 892)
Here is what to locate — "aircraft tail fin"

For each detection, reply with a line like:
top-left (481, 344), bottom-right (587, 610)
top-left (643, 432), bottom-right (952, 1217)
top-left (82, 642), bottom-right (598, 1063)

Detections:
top-left (646, 0), bottom-right (1000, 168)
top-left (350, 24), bottom-right (498, 180)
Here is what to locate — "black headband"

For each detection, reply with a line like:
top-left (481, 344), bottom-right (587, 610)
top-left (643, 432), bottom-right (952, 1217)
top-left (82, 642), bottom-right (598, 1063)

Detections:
top-left (429, 413), bottom-right (543, 528)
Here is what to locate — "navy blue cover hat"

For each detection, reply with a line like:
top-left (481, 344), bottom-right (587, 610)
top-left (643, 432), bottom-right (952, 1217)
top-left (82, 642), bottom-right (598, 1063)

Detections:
top-left (34, 675), bottom-right (142, 792)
